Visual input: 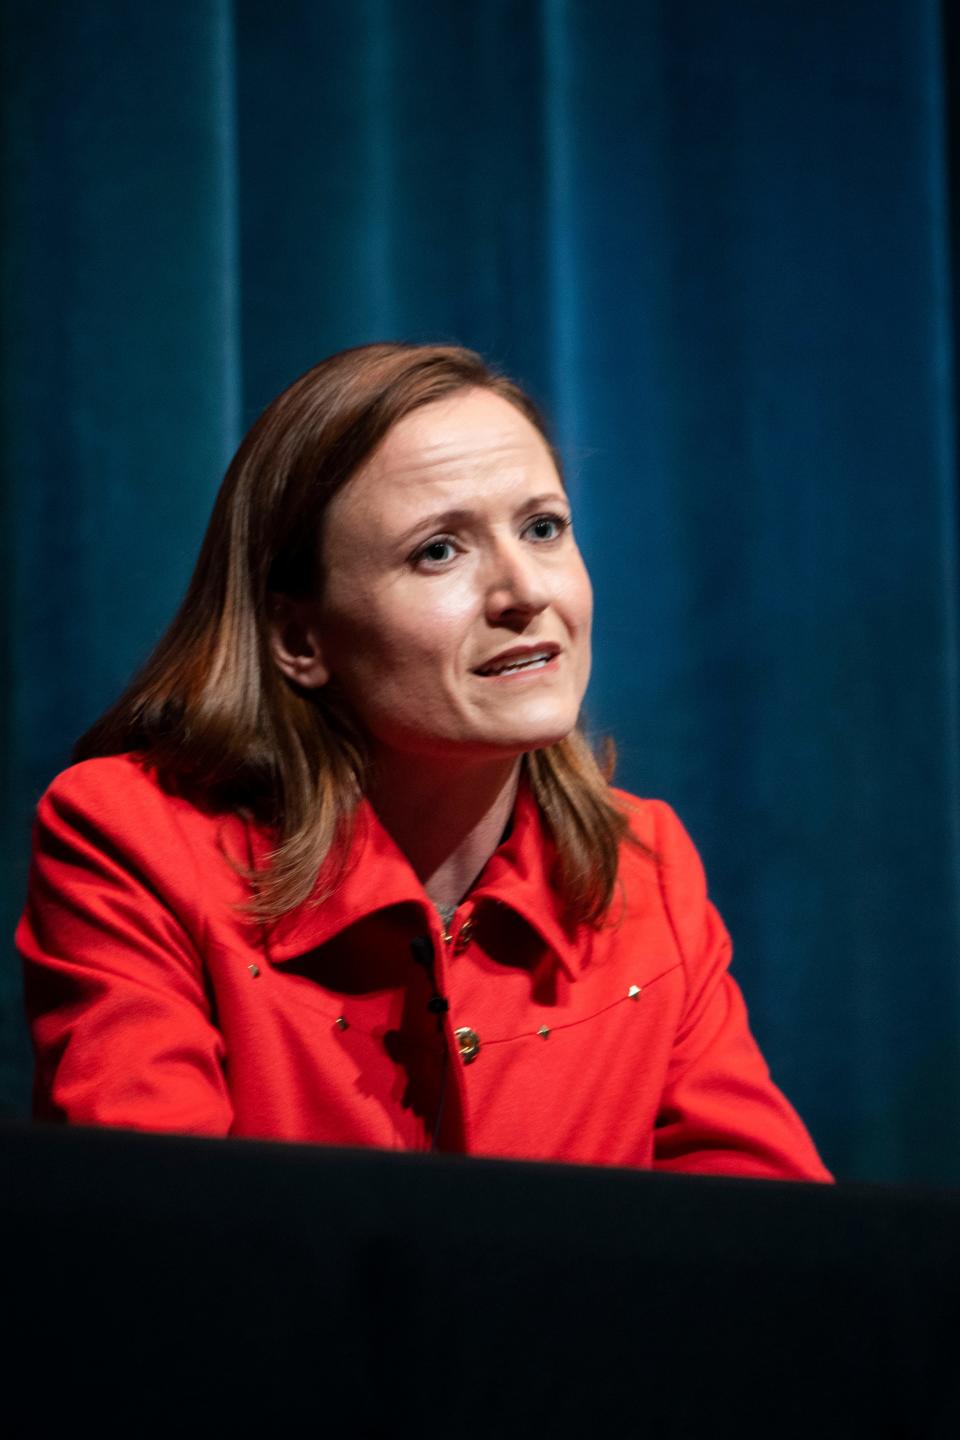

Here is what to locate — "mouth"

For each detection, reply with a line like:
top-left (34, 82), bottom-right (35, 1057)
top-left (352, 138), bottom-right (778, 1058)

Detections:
top-left (473, 644), bottom-right (561, 678)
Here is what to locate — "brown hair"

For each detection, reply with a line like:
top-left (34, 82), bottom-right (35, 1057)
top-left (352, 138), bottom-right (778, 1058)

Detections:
top-left (75, 342), bottom-right (636, 924)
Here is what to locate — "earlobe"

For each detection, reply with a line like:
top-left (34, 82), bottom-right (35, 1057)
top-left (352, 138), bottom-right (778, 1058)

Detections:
top-left (268, 595), bottom-right (330, 689)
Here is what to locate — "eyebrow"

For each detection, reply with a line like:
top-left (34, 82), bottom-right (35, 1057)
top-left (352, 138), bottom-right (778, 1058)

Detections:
top-left (395, 492), bottom-right (569, 548)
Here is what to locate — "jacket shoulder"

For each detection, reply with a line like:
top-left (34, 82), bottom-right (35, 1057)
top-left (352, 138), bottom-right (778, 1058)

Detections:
top-left (36, 754), bottom-right (236, 860)
top-left (30, 755), bottom-right (255, 932)
top-left (609, 789), bottom-right (716, 944)
top-left (609, 788), bottom-right (703, 873)
top-left (42, 753), bottom-right (160, 804)
top-left (43, 754), bottom-right (205, 818)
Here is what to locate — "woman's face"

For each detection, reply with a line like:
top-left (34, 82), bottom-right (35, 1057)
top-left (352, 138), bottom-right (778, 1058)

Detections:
top-left (290, 387), bottom-right (593, 762)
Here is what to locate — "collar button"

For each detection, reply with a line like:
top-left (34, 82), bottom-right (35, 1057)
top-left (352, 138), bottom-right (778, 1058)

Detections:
top-left (454, 1026), bottom-right (480, 1064)
top-left (453, 917), bottom-right (475, 953)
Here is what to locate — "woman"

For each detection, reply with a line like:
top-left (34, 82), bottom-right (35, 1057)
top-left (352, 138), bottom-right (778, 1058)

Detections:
top-left (18, 342), bottom-right (830, 1179)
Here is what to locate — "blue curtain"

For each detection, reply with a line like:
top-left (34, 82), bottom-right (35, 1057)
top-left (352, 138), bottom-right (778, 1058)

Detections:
top-left (3, 0), bottom-right (958, 1184)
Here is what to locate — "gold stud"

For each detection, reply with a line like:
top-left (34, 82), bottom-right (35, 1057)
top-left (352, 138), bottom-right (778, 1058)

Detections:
top-left (453, 917), bottom-right (475, 953)
top-left (248, 963), bottom-right (260, 978)
top-left (628, 984), bottom-right (641, 1000)
top-left (335, 1016), bottom-right (349, 1031)
top-left (537, 1025), bottom-right (550, 1039)
top-left (454, 1026), bottom-right (480, 1063)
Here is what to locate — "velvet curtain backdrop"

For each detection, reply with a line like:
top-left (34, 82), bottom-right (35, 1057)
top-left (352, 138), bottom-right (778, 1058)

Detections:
top-left (2, 0), bottom-right (958, 1184)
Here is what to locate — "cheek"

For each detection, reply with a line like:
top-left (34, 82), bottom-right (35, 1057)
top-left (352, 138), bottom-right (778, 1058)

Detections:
top-left (560, 563), bottom-right (593, 693)
top-left (398, 591), bottom-right (478, 651)
top-left (325, 579), bottom-right (475, 679)
top-left (579, 572), bottom-right (594, 628)
top-left (559, 557), bottom-right (594, 632)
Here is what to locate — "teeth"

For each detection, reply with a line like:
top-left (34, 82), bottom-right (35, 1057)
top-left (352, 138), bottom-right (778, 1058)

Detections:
top-left (480, 651), bottom-right (552, 676)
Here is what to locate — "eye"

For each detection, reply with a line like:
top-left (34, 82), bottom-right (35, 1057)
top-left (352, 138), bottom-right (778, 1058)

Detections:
top-left (523, 512), bottom-right (571, 543)
top-left (411, 535), bottom-right (459, 570)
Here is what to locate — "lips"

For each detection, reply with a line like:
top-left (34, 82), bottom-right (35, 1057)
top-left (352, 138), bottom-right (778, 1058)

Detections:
top-left (473, 643), bottom-right (561, 677)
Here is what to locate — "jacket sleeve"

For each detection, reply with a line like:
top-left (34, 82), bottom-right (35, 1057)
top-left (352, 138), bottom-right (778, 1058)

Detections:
top-left (17, 760), bottom-right (235, 1136)
top-left (648, 801), bottom-right (832, 1181)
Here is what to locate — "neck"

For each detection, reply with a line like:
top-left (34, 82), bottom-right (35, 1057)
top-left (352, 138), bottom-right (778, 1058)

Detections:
top-left (368, 751), bottom-right (522, 913)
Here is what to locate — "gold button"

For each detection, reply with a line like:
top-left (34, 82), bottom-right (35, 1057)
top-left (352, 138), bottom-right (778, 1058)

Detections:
top-left (453, 917), bottom-right (475, 953)
top-left (248, 963), bottom-right (260, 978)
top-left (454, 1026), bottom-right (480, 1064)
top-left (537, 1025), bottom-right (550, 1040)
top-left (335, 1016), bottom-right (349, 1031)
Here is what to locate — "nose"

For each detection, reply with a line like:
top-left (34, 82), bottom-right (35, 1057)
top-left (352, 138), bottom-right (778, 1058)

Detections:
top-left (483, 536), bottom-right (550, 628)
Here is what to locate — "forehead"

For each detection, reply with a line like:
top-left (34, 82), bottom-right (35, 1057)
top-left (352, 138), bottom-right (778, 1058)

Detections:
top-left (335, 389), bottom-right (561, 526)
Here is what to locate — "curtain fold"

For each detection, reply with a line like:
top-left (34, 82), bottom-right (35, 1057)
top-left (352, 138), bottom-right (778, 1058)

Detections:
top-left (2, 0), bottom-right (957, 1182)
top-left (0, 0), bottom-right (242, 1106)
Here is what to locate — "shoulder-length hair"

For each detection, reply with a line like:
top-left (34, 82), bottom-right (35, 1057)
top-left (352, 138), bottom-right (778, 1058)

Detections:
top-left (75, 342), bottom-right (634, 925)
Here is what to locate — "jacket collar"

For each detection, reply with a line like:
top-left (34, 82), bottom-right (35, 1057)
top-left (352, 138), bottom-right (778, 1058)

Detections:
top-left (262, 782), bottom-right (587, 979)
top-left (468, 781), bottom-right (588, 979)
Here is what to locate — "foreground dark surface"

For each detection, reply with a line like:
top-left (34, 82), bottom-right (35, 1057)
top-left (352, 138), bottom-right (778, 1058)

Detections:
top-left (2, 1124), bottom-right (958, 1437)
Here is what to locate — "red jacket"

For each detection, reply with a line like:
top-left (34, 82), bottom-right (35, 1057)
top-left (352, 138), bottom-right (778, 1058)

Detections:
top-left (18, 755), bottom-right (830, 1180)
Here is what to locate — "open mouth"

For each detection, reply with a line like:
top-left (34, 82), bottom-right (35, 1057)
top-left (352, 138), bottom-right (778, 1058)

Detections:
top-left (474, 648), bottom-right (558, 678)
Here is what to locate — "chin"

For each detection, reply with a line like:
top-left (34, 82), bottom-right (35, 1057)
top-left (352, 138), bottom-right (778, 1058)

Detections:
top-left (493, 703), bottom-right (582, 752)
top-left (379, 704), bottom-right (583, 762)
top-left (481, 720), bottom-right (579, 755)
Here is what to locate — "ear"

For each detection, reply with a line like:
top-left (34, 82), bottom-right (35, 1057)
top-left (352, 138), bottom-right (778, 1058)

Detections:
top-left (267, 594), bottom-right (331, 689)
